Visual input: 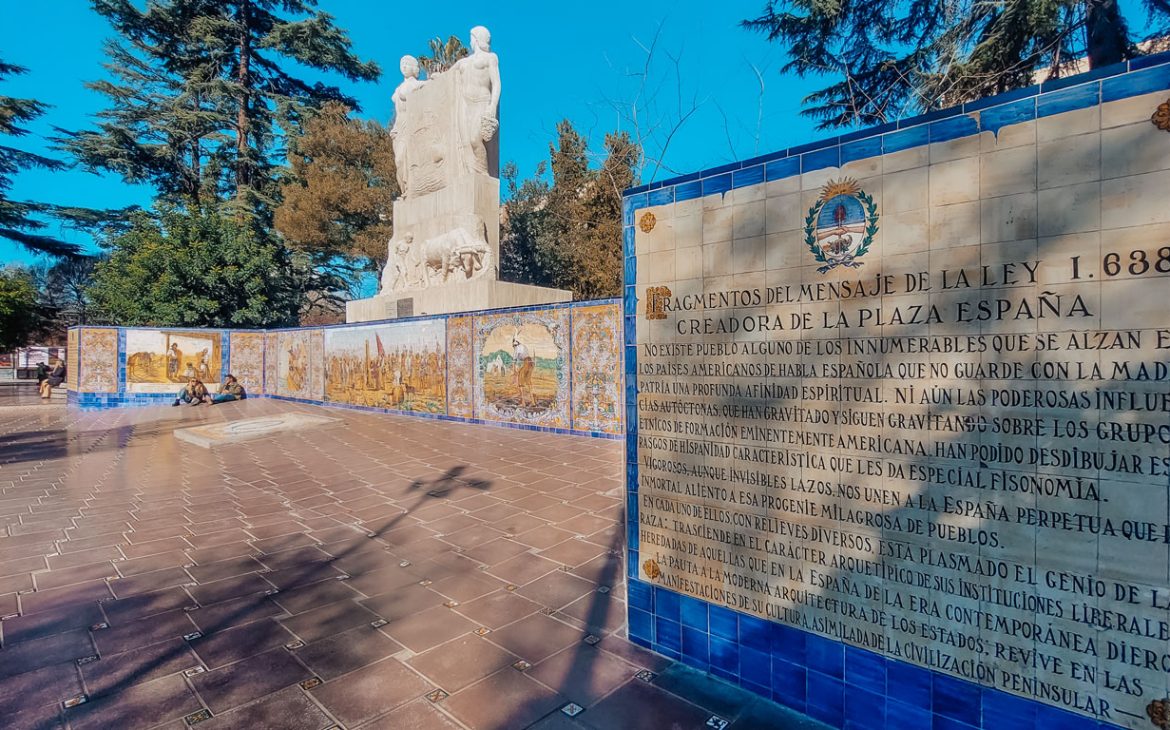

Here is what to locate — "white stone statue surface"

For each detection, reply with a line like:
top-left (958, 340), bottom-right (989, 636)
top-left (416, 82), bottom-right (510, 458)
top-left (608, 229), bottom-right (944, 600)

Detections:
top-left (452, 26), bottom-right (501, 176)
top-left (349, 24), bottom-right (570, 322)
top-left (390, 55), bottom-right (426, 197)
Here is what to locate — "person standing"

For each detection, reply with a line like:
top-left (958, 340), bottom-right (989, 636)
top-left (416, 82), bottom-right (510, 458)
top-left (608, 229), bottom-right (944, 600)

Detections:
top-left (512, 336), bottom-right (534, 407)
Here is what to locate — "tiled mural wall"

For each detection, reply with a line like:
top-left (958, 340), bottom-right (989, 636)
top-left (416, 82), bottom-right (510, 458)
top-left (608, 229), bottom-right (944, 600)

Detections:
top-left (68, 299), bottom-right (623, 438)
top-left (622, 55), bottom-right (1170, 730)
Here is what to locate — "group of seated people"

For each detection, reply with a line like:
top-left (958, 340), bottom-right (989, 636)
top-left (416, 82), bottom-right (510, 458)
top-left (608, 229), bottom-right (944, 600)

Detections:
top-left (37, 359), bottom-right (66, 399)
top-left (173, 374), bottom-right (247, 406)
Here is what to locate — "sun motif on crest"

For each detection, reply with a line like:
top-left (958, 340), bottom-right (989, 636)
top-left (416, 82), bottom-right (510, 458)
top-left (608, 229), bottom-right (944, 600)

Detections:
top-left (639, 211), bottom-right (657, 233)
top-left (642, 559), bottom-right (662, 580)
top-left (1153, 98), bottom-right (1170, 132)
top-left (803, 177), bottom-right (880, 274)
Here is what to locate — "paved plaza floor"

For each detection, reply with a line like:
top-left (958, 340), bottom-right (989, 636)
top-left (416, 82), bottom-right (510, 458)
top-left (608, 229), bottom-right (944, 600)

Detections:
top-left (0, 399), bottom-right (819, 730)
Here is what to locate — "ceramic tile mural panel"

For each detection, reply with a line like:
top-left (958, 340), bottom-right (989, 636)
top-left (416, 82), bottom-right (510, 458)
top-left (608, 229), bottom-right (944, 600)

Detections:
top-left (78, 328), bottom-right (118, 393)
top-left (324, 320), bottom-right (447, 414)
top-left (446, 316), bottom-right (475, 419)
top-left (268, 330), bottom-right (313, 400)
top-left (66, 328), bottom-right (78, 391)
top-left (309, 329), bottom-right (325, 401)
top-left (228, 332), bottom-right (265, 397)
top-left (474, 308), bottom-right (571, 429)
top-left (570, 303), bottom-right (622, 434)
top-left (625, 62), bottom-right (1170, 730)
top-left (264, 332), bottom-right (279, 397)
top-left (124, 329), bottom-right (222, 394)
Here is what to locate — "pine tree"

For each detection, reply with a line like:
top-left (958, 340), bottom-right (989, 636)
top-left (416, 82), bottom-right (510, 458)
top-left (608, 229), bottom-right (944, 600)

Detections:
top-left (499, 121), bottom-right (638, 300)
top-left (744, 0), bottom-right (1170, 129)
top-left (0, 60), bottom-right (79, 257)
top-left (65, 0), bottom-right (380, 220)
top-left (275, 102), bottom-right (397, 274)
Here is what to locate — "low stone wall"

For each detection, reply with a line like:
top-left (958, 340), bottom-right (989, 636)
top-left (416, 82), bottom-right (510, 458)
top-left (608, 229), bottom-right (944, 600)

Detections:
top-left (68, 299), bottom-right (623, 438)
top-left (622, 54), bottom-right (1170, 730)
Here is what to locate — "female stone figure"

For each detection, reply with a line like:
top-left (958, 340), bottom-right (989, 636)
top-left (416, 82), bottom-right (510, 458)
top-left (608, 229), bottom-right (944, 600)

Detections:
top-left (452, 26), bottom-right (500, 176)
top-left (390, 55), bottom-right (426, 196)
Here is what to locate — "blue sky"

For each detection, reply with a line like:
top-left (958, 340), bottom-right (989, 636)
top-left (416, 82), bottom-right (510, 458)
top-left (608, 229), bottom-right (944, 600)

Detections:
top-left (0, 1), bottom-right (831, 265)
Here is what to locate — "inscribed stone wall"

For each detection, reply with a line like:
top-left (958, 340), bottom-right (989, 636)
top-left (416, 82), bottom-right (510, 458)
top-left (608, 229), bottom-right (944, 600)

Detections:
top-left (630, 87), bottom-right (1170, 727)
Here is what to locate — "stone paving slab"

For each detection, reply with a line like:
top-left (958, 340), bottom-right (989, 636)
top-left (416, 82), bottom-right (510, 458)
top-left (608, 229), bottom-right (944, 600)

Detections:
top-left (0, 399), bottom-right (822, 729)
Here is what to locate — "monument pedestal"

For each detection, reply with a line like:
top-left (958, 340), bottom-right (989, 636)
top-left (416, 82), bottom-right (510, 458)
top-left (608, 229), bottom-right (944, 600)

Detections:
top-left (346, 278), bottom-right (571, 323)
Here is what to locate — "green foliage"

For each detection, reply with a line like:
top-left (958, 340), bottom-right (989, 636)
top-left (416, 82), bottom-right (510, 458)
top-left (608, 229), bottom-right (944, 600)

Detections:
top-left (744, 0), bottom-right (1170, 129)
top-left (0, 266), bottom-right (41, 351)
top-left (0, 60), bottom-right (79, 257)
top-left (500, 121), bottom-right (638, 300)
top-left (65, 0), bottom-right (380, 219)
top-left (276, 102), bottom-right (396, 274)
top-left (88, 207), bottom-right (304, 328)
top-left (418, 36), bottom-right (469, 75)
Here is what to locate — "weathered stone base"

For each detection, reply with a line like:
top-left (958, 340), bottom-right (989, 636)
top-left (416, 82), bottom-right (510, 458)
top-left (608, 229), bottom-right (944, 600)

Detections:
top-left (345, 278), bottom-right (572, 323)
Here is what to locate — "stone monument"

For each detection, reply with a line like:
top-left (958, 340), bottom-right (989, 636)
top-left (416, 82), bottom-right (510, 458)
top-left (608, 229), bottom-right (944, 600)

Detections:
top-left (346, 26), bottom-right (570, 323)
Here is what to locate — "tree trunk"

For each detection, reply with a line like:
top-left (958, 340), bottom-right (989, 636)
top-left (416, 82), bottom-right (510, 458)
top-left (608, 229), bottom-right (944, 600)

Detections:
top-left (1085, 0), bottom-right (1128, 68)
top-left (236, 0), bottom-right (251, 201)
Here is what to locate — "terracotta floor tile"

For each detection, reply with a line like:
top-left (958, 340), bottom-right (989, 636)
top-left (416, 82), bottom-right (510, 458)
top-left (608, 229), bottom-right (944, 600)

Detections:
top-left (185, 593), bottom-right (285, 633)
top-left (357, 698), bottom-right (464, 729)
top-left (197, 685), bottom-right (334, 730)
top-left (92, 609), bottom-right (197, 656)
top-left (384, 608), bottom-right (476, 653)
top-left (293, 624), bottom-right (403, 680)
top-left (0, 662), bottom-right (83, 716)
top-left (484, 553), bottom-right (560, 586)
top-left (109, 567), bottom-right (192, 599)
top-left (103, 586), bottom-right (194, 623)
top-left (189, 618), bottom-right (295, 668)
top-left (271, 577), bottom-right (361, 614)
top-left (187, 648), bottom-right (311, 713)
top-left (578, 679), bottom-right (712, 730)
top-left (455, 590), bottom-right (542, 629)
top-left (517, 571), bottom-right (597, 611)
top-left (279, 598), bottom-right (379, 643)
top-left (80, 638), bottom-right (199, 696)
top-left (309, 658), bottom-right (433, 728)
top-left (0, 602), bottom-right (104, 646)
top-left (345, 565), bottom-right (421, 597)
top-left (407, 634), bottom-right (518, 693)
top-left (487, 613), bottom-right (584, 664)
top-left (528, 645), bottom-right (637, 707)
top-left (443, 668), bottom-right (565, 730)
top-left (0, 629), bottom-right (95, 679)
top-left (187, 573), bottom-right (275, 606)
top-left (359, 583), bottom-right (442, 622)
top-left (66, 674), bottom-right (202, 730)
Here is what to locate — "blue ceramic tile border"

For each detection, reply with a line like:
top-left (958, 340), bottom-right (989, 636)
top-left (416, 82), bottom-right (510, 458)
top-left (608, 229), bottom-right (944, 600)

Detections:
top-left (613, 51), bottom-right (1170, 730)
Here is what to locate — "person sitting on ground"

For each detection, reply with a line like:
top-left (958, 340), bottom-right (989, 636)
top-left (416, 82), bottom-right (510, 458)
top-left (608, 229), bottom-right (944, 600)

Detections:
top-left (209, 374), bottom-right (246, 404)
top-left (39, 359), bottom-right (65, 399)
top-left (172, 378), bottom-right (209, 406)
